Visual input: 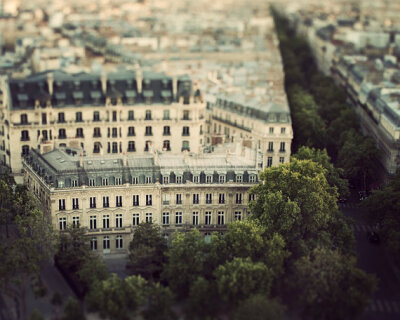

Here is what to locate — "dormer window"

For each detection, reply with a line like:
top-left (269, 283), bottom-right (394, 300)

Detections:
top-left (219, 175), bottom-right (225, 183)
top-left (163, 176), bottom-right (169, 184)
top-left (193, 175), bottom-right (199, 184)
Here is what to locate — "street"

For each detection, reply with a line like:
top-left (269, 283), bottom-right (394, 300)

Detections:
top-left (339, 198), bottom-right (400, 320)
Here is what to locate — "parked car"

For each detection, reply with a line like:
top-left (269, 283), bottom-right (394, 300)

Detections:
top-left (367, 231), bottom-right (380, 244)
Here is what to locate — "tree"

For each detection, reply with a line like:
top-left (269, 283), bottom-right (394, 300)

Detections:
top-left (186, 276), bottom-right (220, 319)
top-left (233, 295), bottom-right (285, 320)
top-left (337, 130), bottom-right (379, 191)
top-left (214, 257), bottom-right (273, 305)
top-left (163, 229), bottom-right (209, 298)
top-left (363, 170), bottom-right (400, 256)
top-left (128, 223), bottom-right (167, 281)
top-left (143, 283), bottom-right (176, 320)
top-left (290, 247), bottom-right (377, 320)
top-left (293, 146), bottom-right (349, 197)
top-left (63, 297), bottom-right (85, 320)
top-left (86, 274), bottom-right (148, 320)
top-left (249, 159), bottom-right (348, 257)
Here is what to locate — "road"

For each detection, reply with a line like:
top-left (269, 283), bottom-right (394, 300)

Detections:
top-left (339, 197), bottom-right (400, 320)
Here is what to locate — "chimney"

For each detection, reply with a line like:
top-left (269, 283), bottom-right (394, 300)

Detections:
top-left (136, 66), bottom-right (143, 94)
top-left (101, 71), bottom-right (107, 94)
top-left (172, 76), bottom-right (178, 100)
top-left (47, 72), bottom-right (54, 95)
top-left (153, 149), bottom-right (159, 166)
top-left (123, 151), bottom-right (127, 166)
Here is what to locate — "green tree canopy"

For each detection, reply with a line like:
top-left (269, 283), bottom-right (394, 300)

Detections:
top-left (233, 295), bottom-right (285, 320)
top-left (128, 222), bottom-right (167, 281)
top-left (290, 247), bottom-right (377, 320)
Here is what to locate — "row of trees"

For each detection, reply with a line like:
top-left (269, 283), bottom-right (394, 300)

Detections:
top-left (273, 10), bottom-right (379, 192)
top-left (115, 152), bottom-right (376, 320)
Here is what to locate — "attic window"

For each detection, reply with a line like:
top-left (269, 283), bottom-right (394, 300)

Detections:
top-left (74, 80), bottom-right (80, 88)
top-left (162, 79), bottom-right (169, 88)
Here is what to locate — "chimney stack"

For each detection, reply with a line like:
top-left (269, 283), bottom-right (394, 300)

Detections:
top-left (123, 151), bottom-right (127, 166)
top-left (101, 71), bottom-right (107, 94)
top-left (47, 72), bottom-right (54, 95)
top-left (172, 76), bottom-right (178, 100)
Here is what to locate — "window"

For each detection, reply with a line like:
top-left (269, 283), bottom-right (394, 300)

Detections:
top-left (116, 196), bottom-right (122, 207)
top-left (76, 128), bottom-right (84, 138)
top-left (281, 127), bottom-right (286, 134)
top-left (145, 110), bottom-right (152, 120)
top-left (42, 130), bottom-right (48, 141)
top-left (93, 111), bottom-right (100, 121)
top-left (58, 129), bottom-right (66, 139)
top-left (249, 194), bottom-right (256, 202)
top-left (133, 195), bottom-right (139, 206)
top-left (269, 127), bottom-right (274, 134)
top-left (193, 194), bottom-right (199, 204)
top-left (20, 114), bottom-right (28, 124)
top-left (133, 213), bottom-right (139, 226)
top-left (182, 141), bottom-right (190, 152)
top-left (103, 215), bottom-right (110, 228)
top-left (103, 236), bottom-right (110, 250)
top-left (280, 142), bottom-right (286, 152)
top-left (116, 214), bottom-right (123, 228)
top-left (102, 178), bottom-right (108, 186)
top-left (218, 193), bottom-right (225, 204)
top-left (236, 193), bottom-right (243, 204)
top-left (72, 198), bottom-right (79, 210)
top-left (59, 217), bottom-right (66, 230)
top-left (71, 179), bottom-right (78, 187)
top-left (218, 211), bottom-right (225, 225)
top-left (90, 238), bottom-right (97, 251)
top-left (219, 175), bottom-right (225, 183)
top-left (128, 111), bottom-right (134, 120)
top-left (163, 110), bottom-right (170, 120)
top-left (103, 196), bottom-right (109, 208)
top-left (128, 127), bottom-right (135, 136)
top-left (206, 193), bottom-right (212, 204)
top-left (115, 178), bottom-right (122, 185)
top-left (192, 212), bottom-right (199, 225)
top-left (42, 113), bottom-right (47, 125)
top-left (146, 195), bottom-right (152, 206)
top-left (236, 175), bottom-right (242, 183)
top-left (183, 110), bottom-right (190, 120)
top-left (21, 130), bottom-right (30, 141)
top-left (163, 140), bottom-right (170, 151)
top-left (128, 141), bottom-right (136, 152)
top-left (93, 129), bottom-right (101, 140)
top-left (249, 175), bottom-right (256, 183)
top-left (112, 111), bottom-right (117, 122)
top-left (146, 213), bottom-right (152, 223)
top-left (90, 197), bottom-right (96, 208)
top-left (235, 211), bottom-right (242, 221)
top-left (206, 175), bottom-right (212, 183)
top-left (162, 212), bottom-right (170, 225)
top-left (267, 157), bottom-right (273, 167)
top-left (163, 126), bottom-right (171, 136)
top-left (145, 176), bottom-right (152, 184)
top-left (145, 141), bottom-right (151, 152)
top-left (205, 211), bottom-right (212, 225)
top-left (75, 112), bottom-right (82, 122)
top-left (72, 216), bottom-right (80, 228)
top-left (175, 212), bottom-right (182, 225)
top-left (132, 176), bottom-right (139, 184)
top-left (112, 128), bottom-right (118, 138)
top-left (163, 176), bottom-right (169, 184)
top-left (59, 199), bottom-right (65, 210)
top-left (176, 176), bottom-right (182, 184)
top-left (145, 126), bottom-right (152, 136)
top-left (116, 235), bottom-right (123, 249)
top-left (279, 157), bottom-right (285, 163)
top-left (90, 216), bottom-right (97, 230)
top-left (268, 142), bottom-right (274, 152)
top-left (182, 126), bottom-right (190, 136)
top-left (176, 194), bottom-right (182, 205)
top-left (21, 145), bottom-right (29, 156)
top-left (193, 175), bottom-right (199, 184)
top-left (58, 112), bottom-right (65, 123)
